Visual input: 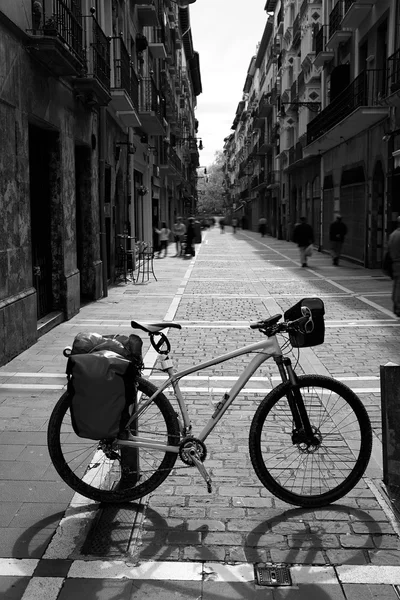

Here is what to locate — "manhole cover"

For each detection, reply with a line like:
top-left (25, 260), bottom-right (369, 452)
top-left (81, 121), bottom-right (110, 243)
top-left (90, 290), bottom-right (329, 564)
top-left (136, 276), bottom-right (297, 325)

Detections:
top-left (255, 564), bottom-right (292, 587)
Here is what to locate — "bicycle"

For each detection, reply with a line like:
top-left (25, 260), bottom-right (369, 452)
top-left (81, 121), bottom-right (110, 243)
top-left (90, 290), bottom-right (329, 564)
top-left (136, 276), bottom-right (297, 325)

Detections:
top-left (47, 300), bottom-right (373, 509)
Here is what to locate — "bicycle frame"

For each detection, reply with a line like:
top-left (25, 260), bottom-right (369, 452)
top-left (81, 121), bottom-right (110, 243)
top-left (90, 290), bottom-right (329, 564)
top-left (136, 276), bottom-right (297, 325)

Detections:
top-left (119, 335), bottom-right (286, 454)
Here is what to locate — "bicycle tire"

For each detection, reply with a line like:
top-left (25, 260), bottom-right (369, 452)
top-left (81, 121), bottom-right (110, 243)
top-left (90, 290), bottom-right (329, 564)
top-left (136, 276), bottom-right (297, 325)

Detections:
top-left (47, 377), bottom-right (180, 503)
top-left (249, 375), bottom-right (372, 508)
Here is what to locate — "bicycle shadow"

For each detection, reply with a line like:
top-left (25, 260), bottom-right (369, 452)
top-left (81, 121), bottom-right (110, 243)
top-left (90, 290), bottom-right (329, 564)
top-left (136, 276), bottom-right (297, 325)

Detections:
top-left (10, 500), bottom-right (389, 600)
top-left (244, 503), bottom-right (384, 567)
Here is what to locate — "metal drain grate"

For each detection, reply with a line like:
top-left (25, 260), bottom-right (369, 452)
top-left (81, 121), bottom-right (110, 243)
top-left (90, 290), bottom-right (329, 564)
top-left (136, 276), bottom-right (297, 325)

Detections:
top-left (255, 564), bottom-right (292, 587)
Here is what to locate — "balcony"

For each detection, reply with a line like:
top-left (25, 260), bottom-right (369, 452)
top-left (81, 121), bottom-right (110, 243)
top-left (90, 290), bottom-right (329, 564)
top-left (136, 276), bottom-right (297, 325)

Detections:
top-left (305, 69), bottom-right (390, 153)
top-left (292, 14), bottom-right (301, 47)
top-left (27, 0), bottom-right (85, 76)
top-left (73, 13), bottom-right (111, 106)
top-left (387, 48), bottom-right (400, 97)
top-left (314, 25), bottom-right (334, 68)
top-left (266, 171), bottom-right (280, 189)
top-left (328, 1), bottom-right (352, 50)
top-left (138, 77), bottom-right (166, 135)
top-left (148, 27), bottom-right (167, 59)
top-left (137, 3), bottom-right (159, 27)
top-left (341, 0), bottom-right (373, 29)
top-left (289, 79), bottom-right (299, 111)
top-left (110, 37), bottom-right (141, 127)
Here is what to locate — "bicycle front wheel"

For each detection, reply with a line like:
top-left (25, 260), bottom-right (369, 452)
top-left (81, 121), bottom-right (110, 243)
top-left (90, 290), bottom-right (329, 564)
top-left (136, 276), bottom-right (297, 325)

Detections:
top-left (47, 377), bottom-right (180, 503)
top-left (249, 375), bottom-right (372, 508)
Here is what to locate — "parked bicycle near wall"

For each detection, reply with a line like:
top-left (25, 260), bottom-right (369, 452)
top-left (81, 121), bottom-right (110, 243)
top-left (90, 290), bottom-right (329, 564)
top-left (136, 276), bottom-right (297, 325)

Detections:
top-left (47, 297), bottom-right (373, 509)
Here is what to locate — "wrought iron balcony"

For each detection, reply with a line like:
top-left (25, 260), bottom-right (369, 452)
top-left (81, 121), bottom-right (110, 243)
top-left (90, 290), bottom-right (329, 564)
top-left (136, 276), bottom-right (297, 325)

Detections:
top-left (292, 14), bottom-right (301, 47)
top-left (314, 25), bottom-right (335, 67)
top-left (111, 37), bottom-right (130, 93)
top-left (329, 1), bottom-right (344, 38)
top-left (148, 27), bottom-right (167, 59)
top-left (110, 37), bottom-right (141, 127)
top-left (300, 0), bottom-right (308, 20)
top-left (328, 1), bottom-right (352, 49)
top-left (27, 0), bottom-right (85, 76)
top-left (73, 11), bottom-right (111, 106)
top-left (387, 48), bottom-right (400, 96)
top-left (139, 78), bottom-right (166, 135)
top-left (306, 69), bottom-right (389, 150)
top-left (266, 171), bottom-right (280, 187)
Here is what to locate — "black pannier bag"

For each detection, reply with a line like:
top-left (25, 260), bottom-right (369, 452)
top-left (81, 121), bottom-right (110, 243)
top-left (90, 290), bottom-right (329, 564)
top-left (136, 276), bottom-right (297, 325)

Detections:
top-left (66, 350), bottom-right (136, 440)
top-left (284, 297), bottom-right (325, 348)
top-left (70, 332), bottom-right (143, 373)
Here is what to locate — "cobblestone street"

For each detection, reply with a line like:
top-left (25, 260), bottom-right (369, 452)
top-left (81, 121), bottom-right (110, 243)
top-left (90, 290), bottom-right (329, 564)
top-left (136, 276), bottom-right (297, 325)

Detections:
top-left (1, 226), bottom-right (400, 599)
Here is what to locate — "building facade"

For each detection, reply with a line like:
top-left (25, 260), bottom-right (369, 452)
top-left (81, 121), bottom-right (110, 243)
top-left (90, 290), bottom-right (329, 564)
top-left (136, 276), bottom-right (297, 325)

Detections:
top-left (224, 0), bottom-right (400, 266)
top-left (0, 0), bottom-right (202, 366)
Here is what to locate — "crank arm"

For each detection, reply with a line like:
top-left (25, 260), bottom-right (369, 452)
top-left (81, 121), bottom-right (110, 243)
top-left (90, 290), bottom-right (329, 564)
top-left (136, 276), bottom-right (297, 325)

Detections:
top-left (191, 455), bottom-right (212, 493)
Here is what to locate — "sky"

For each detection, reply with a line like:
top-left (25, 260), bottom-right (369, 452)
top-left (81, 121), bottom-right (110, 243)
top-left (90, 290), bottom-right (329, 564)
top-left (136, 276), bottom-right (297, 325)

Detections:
top-left (189, 0), bottom-right (268, 168)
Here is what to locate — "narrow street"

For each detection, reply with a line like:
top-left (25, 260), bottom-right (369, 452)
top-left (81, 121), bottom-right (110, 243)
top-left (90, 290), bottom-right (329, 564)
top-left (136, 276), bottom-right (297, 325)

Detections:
top-left (1, 226), bottom-right (399, 599)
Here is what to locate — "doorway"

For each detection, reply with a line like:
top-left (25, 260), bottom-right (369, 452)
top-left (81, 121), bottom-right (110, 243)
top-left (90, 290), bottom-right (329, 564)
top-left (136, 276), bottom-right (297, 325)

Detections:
top-left (75, 145), bottom-right (92, 303)
top-left (29, 124), bottom-right (58, 319)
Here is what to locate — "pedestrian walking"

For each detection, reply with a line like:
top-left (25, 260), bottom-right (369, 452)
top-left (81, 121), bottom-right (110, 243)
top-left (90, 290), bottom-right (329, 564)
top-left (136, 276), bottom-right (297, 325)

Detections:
top-left (219, 217), bottom-right (225, 233)
top-left (184, 217), bottom-right (196, 257)
top-left (155, 222), bottom-right (171, 258)
top-left (292, 216), bottom-right (315, 267)
top-left (388, 216), bottom-right (400, 317)
top-left (329, 214), bottom-right (347, 266)
top-left (258, 217), bottom-right (267, 237)
top-left (172, 216), bottom-right (186, 256)
top-left (232, 217), bottom-right (238, 233)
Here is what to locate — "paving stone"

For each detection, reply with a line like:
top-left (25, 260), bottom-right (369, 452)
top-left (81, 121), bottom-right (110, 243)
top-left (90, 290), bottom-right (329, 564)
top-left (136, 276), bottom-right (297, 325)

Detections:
top-left (0, 526), bottom-right (54, 558)
top-left (273, 584), bottom-right (346, 599)
top-left (269, 549), bottom-right (328, 565)
top-left (0, 576), bottom-right (30, 600)
top-left (203, 581), bottom-right (273, 599)
top-left (342, 584), bottom-right (400, 599)
top-left (368, 549), bottom-right (400, 564)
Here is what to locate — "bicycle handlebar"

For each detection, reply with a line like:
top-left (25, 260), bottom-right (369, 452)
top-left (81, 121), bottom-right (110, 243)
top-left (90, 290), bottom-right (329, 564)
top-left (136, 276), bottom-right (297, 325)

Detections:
top-left (250, 308), bottom-right (313, 337)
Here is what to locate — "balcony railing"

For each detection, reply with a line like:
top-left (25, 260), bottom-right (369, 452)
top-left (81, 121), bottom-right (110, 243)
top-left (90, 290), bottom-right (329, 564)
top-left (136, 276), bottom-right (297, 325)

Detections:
top-left (300, 0), bottom-right (308, 20)
top-left (292, 14), bottom-right (301, 46)
top-left (387, 48), bottom-right (400, 95)
top-left (344, 0), bottom-right (354, 13)
top-left (130, 67), bottom-right (140, 108)
top-left (111, 37), bottom-right (130, 93)
top-left (315, 25), bottom-right (329, 55)
top-left (83, 14), bottom-right (110, 90)
top-left (329, 1), bottom-right (344, 39)
top-left (139, 77), bottom-right (164, 118)
top-left (307, 69), bottom-right (385, 144)
top-left (266, 171), bottom-right (280, 186)
top-left (31, 0), bottom-right (85, 61)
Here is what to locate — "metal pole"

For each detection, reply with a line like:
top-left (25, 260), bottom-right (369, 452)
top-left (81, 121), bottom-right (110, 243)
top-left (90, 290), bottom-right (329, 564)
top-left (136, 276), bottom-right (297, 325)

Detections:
top-left (99, 106), bottom-right (108, 297)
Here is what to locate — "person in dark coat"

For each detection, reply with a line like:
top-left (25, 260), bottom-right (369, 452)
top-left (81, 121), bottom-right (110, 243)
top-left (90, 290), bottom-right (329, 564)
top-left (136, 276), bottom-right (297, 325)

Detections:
top-left (292, 216), bottom-right (314, 267)
top-left (329, 214), bottom-right (347, 266)
top-left (185, 217), bottom-right (196, 257)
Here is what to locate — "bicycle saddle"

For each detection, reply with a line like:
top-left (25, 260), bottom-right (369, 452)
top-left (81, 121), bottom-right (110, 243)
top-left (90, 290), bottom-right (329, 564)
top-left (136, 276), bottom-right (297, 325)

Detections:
top-left (131, 320), bottom-right (182, 333)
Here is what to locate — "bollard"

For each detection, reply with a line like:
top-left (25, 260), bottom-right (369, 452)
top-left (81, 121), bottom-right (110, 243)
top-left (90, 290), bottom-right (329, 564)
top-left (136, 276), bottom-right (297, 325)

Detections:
top-left (380, 362), bottom-right (400, 489)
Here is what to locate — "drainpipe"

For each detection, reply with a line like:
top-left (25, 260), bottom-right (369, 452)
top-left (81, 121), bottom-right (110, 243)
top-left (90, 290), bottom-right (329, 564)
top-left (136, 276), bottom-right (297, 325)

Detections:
top-left (99, 106), bottom-right (108, 298)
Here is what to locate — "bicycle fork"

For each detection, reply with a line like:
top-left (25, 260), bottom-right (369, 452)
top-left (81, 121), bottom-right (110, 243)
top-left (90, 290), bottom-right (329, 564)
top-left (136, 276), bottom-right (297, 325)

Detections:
top-left (274, 357), bottom-right (317, 446)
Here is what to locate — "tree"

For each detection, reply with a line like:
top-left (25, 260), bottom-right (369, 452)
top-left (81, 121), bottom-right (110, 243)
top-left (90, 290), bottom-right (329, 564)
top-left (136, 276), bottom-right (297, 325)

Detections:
top-left (196, 151), bottom-right (226, 215)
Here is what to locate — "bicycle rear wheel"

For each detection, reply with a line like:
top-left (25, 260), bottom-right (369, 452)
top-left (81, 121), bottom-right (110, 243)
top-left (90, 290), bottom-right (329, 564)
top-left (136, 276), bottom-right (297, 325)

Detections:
top-left (249, 375), bottom-right (372, 508)
top-left (47, 377), bottom-right (180, 503)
